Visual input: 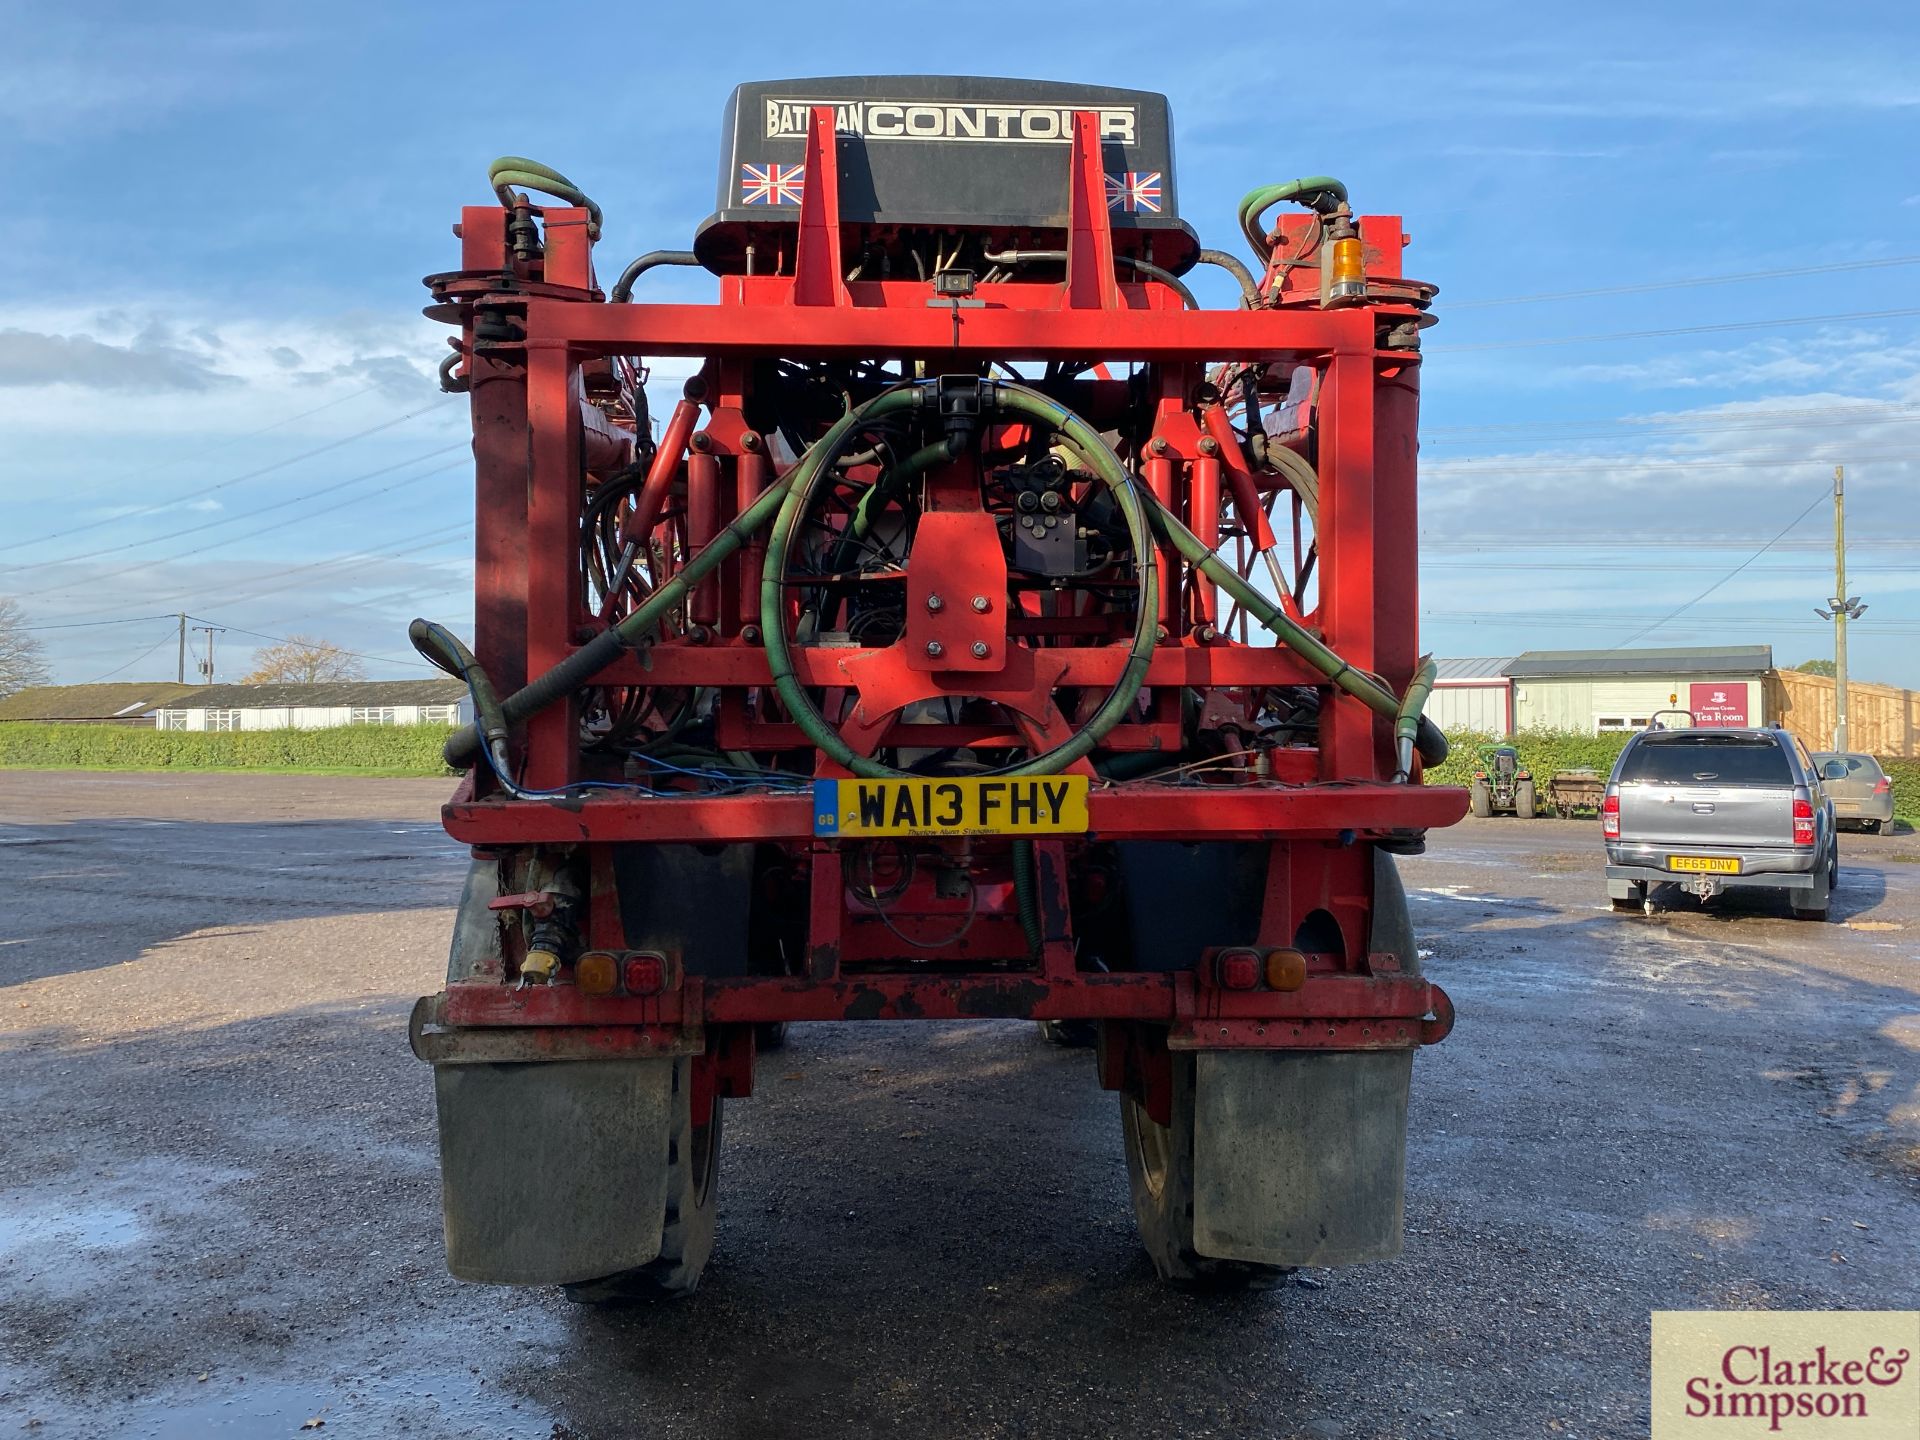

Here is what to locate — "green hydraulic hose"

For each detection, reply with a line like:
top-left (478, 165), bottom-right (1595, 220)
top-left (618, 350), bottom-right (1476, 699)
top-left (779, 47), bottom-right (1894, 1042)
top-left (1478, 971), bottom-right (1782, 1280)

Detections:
top-left (1010, 839), bottom-right (1043, 958)
top-left (1141, 487), bottom-right (1447, 770)
top-left (850, 436), bottom-right (959, 545)
top-left (761, 380), bottom-right (1160, 780)
top-left (1237, 176), bottom-right (1349, 259)
top-left (489, 156), bottom-right (603, 238)
top-left (435, 394), bottom-right (896, 769)
top-left (1394, 655), bottom-right (1439, 781)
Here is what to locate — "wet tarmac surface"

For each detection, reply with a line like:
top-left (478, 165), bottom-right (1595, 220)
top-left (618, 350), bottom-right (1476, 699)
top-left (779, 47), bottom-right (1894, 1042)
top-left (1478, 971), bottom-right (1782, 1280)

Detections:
top-left (1, 771), bottom-right (1916, 1438)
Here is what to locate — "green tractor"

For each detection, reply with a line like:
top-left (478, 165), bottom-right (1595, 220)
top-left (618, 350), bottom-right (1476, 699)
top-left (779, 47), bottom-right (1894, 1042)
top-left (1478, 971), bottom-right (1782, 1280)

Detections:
top-left (1469, 744), bottom-right (1537, 819)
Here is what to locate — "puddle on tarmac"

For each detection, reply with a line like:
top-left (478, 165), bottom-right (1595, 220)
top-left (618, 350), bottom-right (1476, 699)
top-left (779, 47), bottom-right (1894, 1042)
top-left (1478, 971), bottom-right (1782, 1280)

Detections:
top-left (0, 1201), bottom-right (143, 1257)
top-left (65, 1370), bottom-right (560, 1440)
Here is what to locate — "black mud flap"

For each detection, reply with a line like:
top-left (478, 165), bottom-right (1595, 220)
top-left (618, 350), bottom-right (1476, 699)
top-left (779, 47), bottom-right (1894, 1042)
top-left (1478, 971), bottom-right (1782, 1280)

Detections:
top-left (1191, 1049), bottom-right (1413, 1266)
top-left (434, 1058), bottom-right (676, 1285)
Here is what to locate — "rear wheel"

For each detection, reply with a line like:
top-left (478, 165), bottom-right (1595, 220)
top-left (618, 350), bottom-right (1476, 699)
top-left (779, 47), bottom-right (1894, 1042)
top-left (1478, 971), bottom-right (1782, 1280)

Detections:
top-left (563, 1056), bottom-right (722, 1302)
top-left (1122, 1055), bottom-right (1284, 1291)
top-left (1515, 778), bottom-right (1537, 820)
top-left (1867, 819), bottom-right (1885, 835)
top-left (1469, 779), bottom-right (1492, 818)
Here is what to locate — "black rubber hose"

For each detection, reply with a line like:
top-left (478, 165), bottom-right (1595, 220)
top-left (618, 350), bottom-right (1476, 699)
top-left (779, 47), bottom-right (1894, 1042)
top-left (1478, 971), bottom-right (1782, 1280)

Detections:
top-left (979, 249), bottom-right (1198, 309)
top-left (609, 250), bottom-right (701, 304)
top-left (1195, 248), bottom-right (1260, 308)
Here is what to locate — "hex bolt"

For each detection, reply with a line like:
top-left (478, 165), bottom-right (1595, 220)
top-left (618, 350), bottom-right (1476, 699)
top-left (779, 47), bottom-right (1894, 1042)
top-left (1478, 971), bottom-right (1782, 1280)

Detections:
top-left (926, 594), bottom-right (945, 613)
top-left (970, 642), bottom-right (990, 659)
top-left (925, 641), bottom-right (944, 658)
top-left (970, 595), bottom-right (991, 613)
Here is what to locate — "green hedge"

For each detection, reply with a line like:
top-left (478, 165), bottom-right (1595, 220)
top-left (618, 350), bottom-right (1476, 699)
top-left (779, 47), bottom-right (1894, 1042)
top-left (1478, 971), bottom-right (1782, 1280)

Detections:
top-left (1428, 730), bottom-right (1629, 790)
top-left (1882, 759), bottom-right (1920, 824)
top-left (0, 723), bottom-right (457, 775)
top-left (1434, 730), bottom-right (1917, 826)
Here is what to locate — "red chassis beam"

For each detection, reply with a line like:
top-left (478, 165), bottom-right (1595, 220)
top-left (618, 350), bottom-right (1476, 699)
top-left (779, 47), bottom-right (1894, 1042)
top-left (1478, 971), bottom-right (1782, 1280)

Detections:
top-left (443, 778), bottom-right (1468, 845)
top-left (513, 285), bottom-right (1391, 362)
top-left (435, 971), bottom-right (1455, 1053)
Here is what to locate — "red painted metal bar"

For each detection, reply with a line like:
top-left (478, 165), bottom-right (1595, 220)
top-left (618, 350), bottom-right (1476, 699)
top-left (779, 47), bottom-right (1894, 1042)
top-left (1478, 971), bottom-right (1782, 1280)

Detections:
top-left (518, 295), bottom-right (1383, 360)
top-left (439, 969), bottom-right (1449, 1035)
top-left (791, 106), bottom-right (850, 307)
top-left (443, 781), bottom-right (1468, 846)
top-left (523, 345), bottom-right (582, 790)
top-left (584, 634), bottom-right (1331, 690)
top-left (1064, 111), bottom-right (1121, 310)
top-left (1316, 339), bottom-right (1380, 782)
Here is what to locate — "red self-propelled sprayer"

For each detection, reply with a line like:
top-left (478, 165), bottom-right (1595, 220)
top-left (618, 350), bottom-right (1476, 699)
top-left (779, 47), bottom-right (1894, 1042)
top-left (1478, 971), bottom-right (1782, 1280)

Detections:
top-left (409, 77), bottom-right (1465, 1299)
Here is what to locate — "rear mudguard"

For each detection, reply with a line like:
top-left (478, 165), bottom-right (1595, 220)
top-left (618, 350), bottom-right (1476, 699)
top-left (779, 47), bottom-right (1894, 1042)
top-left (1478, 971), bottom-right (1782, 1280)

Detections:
top-left (1190, 848), bottom-right (1418, 1266)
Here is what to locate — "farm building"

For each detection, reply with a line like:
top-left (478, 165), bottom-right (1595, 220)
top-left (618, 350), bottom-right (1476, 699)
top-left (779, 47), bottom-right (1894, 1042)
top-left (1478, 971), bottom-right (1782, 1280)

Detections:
top-left (0, 682), bottom-right (195, 726)
top-left (1422, 657), bottom-right (1513, 734)
top-left (151, 680), bottom-right (471, 732)
top-left (1507, 645), bottom-right (1773, 734)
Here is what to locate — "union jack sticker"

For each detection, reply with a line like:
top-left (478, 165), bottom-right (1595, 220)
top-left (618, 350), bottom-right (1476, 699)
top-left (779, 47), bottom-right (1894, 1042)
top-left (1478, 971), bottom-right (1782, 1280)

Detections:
top-left (740, 161), bottom-right (805, 206)
top-left (1105, 171), bottom-right (1162, 213)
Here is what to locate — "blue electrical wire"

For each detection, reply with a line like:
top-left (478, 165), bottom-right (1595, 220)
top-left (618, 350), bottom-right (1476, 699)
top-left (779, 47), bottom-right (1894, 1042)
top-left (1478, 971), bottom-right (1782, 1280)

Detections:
top-left (432, 645), bottom-right (809, 800)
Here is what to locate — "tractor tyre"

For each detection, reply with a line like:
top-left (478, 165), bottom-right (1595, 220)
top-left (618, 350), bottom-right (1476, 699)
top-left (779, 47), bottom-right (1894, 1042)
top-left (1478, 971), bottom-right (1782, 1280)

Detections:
top-left (1469, 779), bottom-right (1492, 818)
top-left (563, 1056), bottom-right (722, 1303)
top-left (1121, 1053), bottom-right (1285, 1291)
top-left (1515, 779), bottom-right (1537, 820)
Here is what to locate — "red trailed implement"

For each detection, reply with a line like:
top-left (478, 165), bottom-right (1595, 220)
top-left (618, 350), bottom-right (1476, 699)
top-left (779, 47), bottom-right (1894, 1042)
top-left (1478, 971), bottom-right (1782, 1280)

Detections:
top-left (411, 77), bottom-right (1465, 1297)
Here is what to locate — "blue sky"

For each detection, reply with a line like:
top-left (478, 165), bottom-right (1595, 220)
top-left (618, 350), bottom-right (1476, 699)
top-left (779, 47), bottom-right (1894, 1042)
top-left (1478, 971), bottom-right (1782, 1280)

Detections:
top-left (4, 1), bottom-right (1918, 686)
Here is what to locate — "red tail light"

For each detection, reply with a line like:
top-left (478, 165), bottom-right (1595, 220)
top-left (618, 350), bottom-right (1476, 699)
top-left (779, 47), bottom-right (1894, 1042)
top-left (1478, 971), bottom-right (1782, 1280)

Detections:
top-left (1602, 794), bottom-right (1620, 839)
top-left (1792, 798), bottom-right (1815, 846)
top-left (1872, 777), bottom-right (1892, 795)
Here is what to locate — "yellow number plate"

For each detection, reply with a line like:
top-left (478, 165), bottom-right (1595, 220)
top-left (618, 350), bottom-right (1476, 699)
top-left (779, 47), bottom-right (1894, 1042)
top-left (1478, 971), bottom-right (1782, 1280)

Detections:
top-left (1669, 855), bottom-right (1741, 874)
top-left (813, 776), bottom-right (1090, 838)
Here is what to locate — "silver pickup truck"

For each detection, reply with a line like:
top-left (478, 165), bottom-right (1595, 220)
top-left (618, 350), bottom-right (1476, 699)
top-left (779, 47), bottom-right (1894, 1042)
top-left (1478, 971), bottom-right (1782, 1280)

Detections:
top-left (1602, 725), bottom-right (1837, 919)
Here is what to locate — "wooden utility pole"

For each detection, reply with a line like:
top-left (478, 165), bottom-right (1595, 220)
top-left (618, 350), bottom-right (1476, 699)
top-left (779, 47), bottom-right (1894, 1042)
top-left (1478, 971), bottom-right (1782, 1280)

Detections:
top-left (1815, 465), bottom-right (1867, 752)
top-left (191, 625), bottom-right (225, 684)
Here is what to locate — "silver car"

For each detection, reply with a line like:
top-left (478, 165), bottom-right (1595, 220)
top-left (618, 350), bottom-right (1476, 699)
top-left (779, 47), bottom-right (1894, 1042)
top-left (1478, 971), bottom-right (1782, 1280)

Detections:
top-left (1811, 752), bottom-right (1896, 834)
top-left (1602, 726), bottom-right (1837, 920)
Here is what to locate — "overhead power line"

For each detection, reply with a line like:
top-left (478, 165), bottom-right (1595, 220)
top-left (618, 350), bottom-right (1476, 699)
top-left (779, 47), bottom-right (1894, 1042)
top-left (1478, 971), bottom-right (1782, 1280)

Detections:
top-left (1446, 254), bottom-right (1920, 310)
top-left (5, 443), bottom-right (467, 577)
top-left (77, 624), bottom-right (182, 684)
top-left (22, 612), bottom-right (177, 631)
top-left (0, 400), bottom-right (447, 557)
top-left (1433, 308), bottom-right (1920, 353)
top-left (1424, 446), bottom-right (1918, 478)
top-left (1614, 487), bottom-right (1831, 646)
top-left (186, 615), bottom-right (442, 672)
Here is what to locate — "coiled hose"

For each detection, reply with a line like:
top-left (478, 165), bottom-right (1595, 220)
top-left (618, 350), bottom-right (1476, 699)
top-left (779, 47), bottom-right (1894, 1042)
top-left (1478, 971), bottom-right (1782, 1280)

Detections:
top-left (759, 379), bottom-right (1159, 780)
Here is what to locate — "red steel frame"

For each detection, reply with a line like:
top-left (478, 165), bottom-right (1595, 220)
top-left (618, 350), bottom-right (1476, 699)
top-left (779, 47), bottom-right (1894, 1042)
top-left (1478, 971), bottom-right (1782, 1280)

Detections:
top-left (423, 108), bottom-right (1464, 1084)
